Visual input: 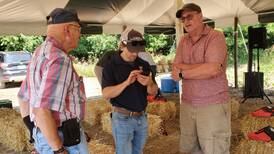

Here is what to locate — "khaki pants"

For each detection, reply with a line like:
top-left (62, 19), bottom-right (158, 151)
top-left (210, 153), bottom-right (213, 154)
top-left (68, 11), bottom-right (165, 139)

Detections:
top-left (179, 102), bottom-right (231, 154)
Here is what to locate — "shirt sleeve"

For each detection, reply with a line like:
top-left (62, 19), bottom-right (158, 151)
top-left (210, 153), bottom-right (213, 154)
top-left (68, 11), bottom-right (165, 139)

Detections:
top-left (173, 37), bottom-right (185, 64)
top-left (17, 77), bottom-right (29, 102)
top-left (101, 62), bottom-right (116, 89)
top-left (37, 57), bottom-right (73, 112)
top-left (205, 31), bottom-right (227, 64)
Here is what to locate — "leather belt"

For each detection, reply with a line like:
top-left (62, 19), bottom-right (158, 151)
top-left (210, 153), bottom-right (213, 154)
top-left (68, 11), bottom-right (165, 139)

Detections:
top-left (113, 106), bottom-right (144, 117)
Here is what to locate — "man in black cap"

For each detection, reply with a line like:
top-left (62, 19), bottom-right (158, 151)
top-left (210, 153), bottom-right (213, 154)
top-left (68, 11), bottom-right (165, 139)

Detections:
top-left (101, 28), bottom-right (158, 154)
top-left (172, 3), bottom-right (230, 154)
top-left (18, 8), bottom-right (89, 154)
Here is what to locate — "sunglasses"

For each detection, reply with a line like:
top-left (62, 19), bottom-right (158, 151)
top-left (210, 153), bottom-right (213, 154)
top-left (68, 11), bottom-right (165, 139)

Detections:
top-left (180, 12), bottom-right (199, 22)
top-left (127, 40), bottom-right (146, 46)
top-left (69, 24), bottom-right (81, 33)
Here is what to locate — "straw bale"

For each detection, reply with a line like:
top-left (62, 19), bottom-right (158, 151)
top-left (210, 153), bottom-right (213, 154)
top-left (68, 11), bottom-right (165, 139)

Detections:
top-left (147, 114), bottom-right (166, 137)
top-left (156, 64), bottom-right (164, 73)
top-left (146, 101), bottom-right (176, 121)
top-left (233, 139), bottom-right (274, 154)
top-left (230, 97), bottom-right (240, 120)
top-left (85, 99), bottom-right (112, 126)
top-left (0, 108), bottom-right (32, 152)
top-left (88, 139), bottom-right (115, 154)
top-left (240, 114), bottom-right (274, 139)
top-left (101, 112), bottom-right (112, 134)
top-left (101, 113), bottom-right (166, 137)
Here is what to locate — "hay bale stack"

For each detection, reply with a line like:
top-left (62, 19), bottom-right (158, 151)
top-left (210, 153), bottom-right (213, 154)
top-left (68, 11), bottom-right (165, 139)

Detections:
top-left (146, 101), bottom-right (176, 120)
top-left (101, 113), bottom-right (165, 137)
top-left (230, 97), bottom-right (240, 119)
top-left (240, 114), bottom-right (274, 139)
top-left (0, 108), bottom-right (32, 152)
top-left (233, 140), bottom-right (274, 154)
top-left (101, 112), bottom-right (112, 134)
top-left (85, 99), bottom-right (112, 126)
top-left (147, 114), bottom-right (166, 137)
top-left (88, 139), bottom-right (115, 154)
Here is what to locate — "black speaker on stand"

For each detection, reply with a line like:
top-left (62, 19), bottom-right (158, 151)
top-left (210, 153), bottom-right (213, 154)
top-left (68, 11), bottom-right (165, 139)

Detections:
top-left (242, 26), bottom-right (272, 104)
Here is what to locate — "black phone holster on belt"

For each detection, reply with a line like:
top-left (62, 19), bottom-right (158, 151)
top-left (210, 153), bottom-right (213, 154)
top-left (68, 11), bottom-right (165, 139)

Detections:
top-left (61, 118), bottom-right (81, 146)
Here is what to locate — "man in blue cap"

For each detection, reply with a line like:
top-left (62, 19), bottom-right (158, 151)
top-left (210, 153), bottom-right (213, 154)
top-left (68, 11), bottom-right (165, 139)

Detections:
top-left (18, 8), bottom-right (89, 154)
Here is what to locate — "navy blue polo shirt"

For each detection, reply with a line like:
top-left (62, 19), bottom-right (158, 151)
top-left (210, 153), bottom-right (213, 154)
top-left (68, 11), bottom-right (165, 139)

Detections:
top-left (101, 52), bottom-right (151, 112)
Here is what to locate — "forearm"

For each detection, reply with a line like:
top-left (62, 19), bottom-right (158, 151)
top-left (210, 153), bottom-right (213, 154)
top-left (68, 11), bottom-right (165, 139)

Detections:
top-left (33, 108), bottom-right (63, 150)
top-left (146, 75), bottom-right (158, 95)
top-left (175, 63), bottom-right (202, 70)
top-left (147, 81), bottom-right (158, 95)
top-left (102, 81), bottom-right (128, 99)
top-left (183, 62), bottom-right (223, 80)
top-left (19, 98), bottom-right (29, 117)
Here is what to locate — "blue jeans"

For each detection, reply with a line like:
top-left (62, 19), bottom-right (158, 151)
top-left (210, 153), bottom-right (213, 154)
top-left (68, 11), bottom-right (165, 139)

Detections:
top-left (33, 127), bottom-right (89, 154)
top-left (111, 112), bottom-right (148, 154)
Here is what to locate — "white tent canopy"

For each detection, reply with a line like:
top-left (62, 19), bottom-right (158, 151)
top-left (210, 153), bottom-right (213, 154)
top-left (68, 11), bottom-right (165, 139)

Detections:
top-left (0, 0), bottom-right (273, 35)
top-left (188, 0), bottom-right (274, 27)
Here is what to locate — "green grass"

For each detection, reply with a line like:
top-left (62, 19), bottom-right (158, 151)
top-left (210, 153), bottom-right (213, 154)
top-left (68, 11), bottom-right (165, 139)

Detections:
top-left (73, 62), bottom-right (95, 77)
top-left (227, 50), bottom-right (274, 89)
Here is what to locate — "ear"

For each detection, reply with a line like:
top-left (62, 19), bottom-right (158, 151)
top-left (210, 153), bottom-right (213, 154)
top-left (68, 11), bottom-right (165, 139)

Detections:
top-left (64, 25), bottom-right (70, 34)
top-left (64, 26), bottom-right (71, 39)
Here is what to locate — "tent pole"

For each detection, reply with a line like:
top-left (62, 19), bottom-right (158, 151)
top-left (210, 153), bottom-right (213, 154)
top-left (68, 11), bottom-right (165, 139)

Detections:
top-left (238, 24), bottom-right (248, 53)
top-left (175, 0), bottom-right (183, 44)
top-left (233, 17), bottom-right (239, 88)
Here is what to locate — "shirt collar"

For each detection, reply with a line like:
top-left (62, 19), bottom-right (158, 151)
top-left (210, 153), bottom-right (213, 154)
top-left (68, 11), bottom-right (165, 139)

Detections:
top-left (186, 24), bottom-right (211, 39)
top-left (45, 36), bottom-right (66, 53)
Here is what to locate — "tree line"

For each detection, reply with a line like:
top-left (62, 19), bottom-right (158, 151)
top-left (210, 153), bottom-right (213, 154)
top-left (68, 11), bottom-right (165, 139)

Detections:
top-left (0, 23), bottom-right (273, 64)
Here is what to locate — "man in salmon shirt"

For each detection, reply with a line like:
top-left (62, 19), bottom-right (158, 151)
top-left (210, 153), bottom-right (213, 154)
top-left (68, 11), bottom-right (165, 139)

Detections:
top-left (172, 3), bottom-right (230, 154)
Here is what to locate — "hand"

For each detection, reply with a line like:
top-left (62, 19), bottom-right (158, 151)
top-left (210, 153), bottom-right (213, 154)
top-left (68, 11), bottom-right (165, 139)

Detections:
top-left (62, 150), bottom-right (68, 154)
top-left (171, 65), bottom-right (181, 81)
top-left (125, 70), bottom-right (142, 86)
top-left (53, 146), bottom-right (68, 154)
top-left (211, 63), bottom-right (224, 78)
top-left (31, 148), bottom-right (39, 154)
top-left (137, 73), bottom-right (152, 86)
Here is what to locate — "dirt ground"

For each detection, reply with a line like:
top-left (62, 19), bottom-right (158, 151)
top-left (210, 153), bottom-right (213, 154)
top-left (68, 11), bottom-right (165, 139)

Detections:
top-left (83, 88), bottom-right (274, 154)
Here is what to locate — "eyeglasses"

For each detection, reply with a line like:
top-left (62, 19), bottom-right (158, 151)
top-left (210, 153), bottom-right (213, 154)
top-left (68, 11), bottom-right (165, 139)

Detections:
top-left (180, 13), bottom-right (198, 22)
top-left (69, 24), bottom-right (81, 33)
top-left (127, 40), bottom-right (146, 46)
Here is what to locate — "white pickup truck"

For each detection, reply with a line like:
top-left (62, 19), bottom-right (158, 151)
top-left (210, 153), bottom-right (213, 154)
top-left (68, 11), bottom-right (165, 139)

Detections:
top-left (0, 51), bottom-right (31, 88)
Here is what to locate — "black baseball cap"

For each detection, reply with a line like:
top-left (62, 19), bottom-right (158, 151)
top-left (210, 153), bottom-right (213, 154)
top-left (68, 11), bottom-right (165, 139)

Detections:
top-left (176, 3), bottom-right (202, 18)
top-left (46, 8), bottom-right (84, 27)
top-left (120, 28), bottom-right (145, 53)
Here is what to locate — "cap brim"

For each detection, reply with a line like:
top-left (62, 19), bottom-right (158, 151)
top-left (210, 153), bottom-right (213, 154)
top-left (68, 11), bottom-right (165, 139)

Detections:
top-left (79, 22), bottom-right (86, 28)
top-left (176, 9), bottom-right (183, 18)
top-left (127, 45), bottom-right (145, 53)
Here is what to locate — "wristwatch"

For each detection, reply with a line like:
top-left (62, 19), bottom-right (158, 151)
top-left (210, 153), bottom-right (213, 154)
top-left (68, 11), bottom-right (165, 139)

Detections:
top-left (53, 146), bottom-right (66, 154)
top-left (179, 71), bottom-right (184, 79)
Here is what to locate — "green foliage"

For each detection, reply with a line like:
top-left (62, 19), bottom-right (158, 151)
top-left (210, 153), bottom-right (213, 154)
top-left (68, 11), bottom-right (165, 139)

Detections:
top-left (0, 34), bottom-right (43, 52)
top-left (144, 34), bottom-right (175, 55)
top-left (223, 26), bottom-right (248, 66)
top-left (73, 62), bottom-right (95, 77)
top-left (258, 50), bottom-right (274, 88)
top-left (223, 23), bottom-right (274, 66)
top-left (70, 33), bottom-right (174, 61)
top-left (71, 34), bottom-right (119, 61)
top-left (266, 23), bottom-right (274, 46)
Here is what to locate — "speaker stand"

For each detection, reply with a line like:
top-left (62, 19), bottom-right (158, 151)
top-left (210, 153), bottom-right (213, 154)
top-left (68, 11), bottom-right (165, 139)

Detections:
top-left (241, 89), bottom-right (272, 104)
top-left (241, 72), bottom-right (272, 104)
